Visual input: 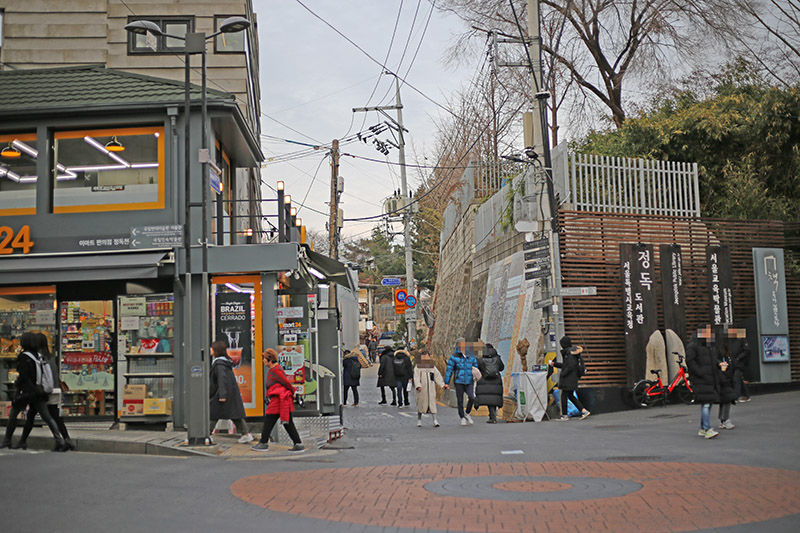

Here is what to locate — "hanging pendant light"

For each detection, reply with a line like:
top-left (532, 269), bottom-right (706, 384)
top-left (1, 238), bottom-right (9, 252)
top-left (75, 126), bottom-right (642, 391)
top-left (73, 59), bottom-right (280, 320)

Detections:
top-left (1, 143), bottom-right (22, 158)
top-left (105, 136), bottom-right (125, 152)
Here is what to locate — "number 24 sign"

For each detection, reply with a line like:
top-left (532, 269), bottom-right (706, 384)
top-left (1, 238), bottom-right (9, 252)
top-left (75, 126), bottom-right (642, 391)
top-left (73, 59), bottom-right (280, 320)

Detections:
top-left (0, 225), bottom-right (34, 255)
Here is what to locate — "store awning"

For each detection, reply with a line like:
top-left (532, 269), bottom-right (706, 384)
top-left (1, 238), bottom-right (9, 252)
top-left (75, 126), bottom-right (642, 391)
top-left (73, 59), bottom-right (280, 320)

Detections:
top-left (304, 248), bottom-right (355, 291)
top-left (0, 251), bottom-right (169, 284)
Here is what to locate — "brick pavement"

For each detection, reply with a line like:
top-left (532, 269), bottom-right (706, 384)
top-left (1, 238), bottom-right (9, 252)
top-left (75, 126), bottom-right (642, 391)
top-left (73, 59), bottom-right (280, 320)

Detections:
top-left (230, 461), bottom-right (800, 531)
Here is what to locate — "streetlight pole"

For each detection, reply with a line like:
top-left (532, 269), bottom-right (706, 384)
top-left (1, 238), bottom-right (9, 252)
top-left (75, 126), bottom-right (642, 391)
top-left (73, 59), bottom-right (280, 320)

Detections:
top-left (125, 17), bottom-right (250, 445)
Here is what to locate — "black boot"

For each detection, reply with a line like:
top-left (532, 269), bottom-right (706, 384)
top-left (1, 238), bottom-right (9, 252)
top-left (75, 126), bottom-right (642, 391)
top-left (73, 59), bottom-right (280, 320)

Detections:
top-left (11, 440), bottom-right (27, 450)
top-left (53, 438), bottom-right (67, 452)
top-left (0, 440), bottom-right (11, 449)
top-left (63, 438), bottom-right (76, 451)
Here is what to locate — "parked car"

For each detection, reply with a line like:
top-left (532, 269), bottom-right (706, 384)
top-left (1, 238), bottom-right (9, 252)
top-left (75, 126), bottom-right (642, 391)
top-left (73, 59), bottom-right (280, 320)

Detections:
top-left (378, 331), bottom-right (395, 348)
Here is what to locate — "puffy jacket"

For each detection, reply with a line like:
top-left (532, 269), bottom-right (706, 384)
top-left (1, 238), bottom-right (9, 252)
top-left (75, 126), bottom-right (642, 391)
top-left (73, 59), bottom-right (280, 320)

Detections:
top-left (475, 349), bottom-right (505, 407)
top-left (342, 353), bottom-right (361, 387)
top-left (444, 351), bottom-right (478, 385)
top-left (553, 348), bottom-right (581, 391)
top-left (265, 365), bottom-right (295, 421)
top-left (377, 348), bottom-right (396, 387)
top-left (392, 350), bottom-right (413, 380)
top-left (686, 334), bottom-right (720, 404)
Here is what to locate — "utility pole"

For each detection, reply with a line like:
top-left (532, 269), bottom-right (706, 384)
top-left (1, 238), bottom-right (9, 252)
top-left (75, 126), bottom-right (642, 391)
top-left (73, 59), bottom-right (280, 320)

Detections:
top-left (353, 74), bottom-right (417, 349)
top-left (328, 139), bottom-right (340, 309)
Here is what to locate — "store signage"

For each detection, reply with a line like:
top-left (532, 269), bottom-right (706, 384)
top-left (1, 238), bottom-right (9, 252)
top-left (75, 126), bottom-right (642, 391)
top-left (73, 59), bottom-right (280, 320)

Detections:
top-left (523, 238), bottom-right (549, 251)
top-left (707, 245), bottom-right (734, 326)
top-left (216, 292), bottom-right (254, 406)
top-left (307, 294), bottom-right (317, 307)
top-left (130, 225), bottom-right (183, 249)
top-left (91, 185), bottom-right (125, 192)
top-left (62, 352), bottom-right (113, 365)
top-left (381, 277), bottom-right (402, 286)
top-left (283, 333), bottom-right (298, 344)
top-left (0, 224), bottom-right (34, 254)
top-left (120, 297), bottom-right (147, 316)
top-left (276, 307), bottom-right (304, 319)
top-left (620, 243), bottom-right (658, 385)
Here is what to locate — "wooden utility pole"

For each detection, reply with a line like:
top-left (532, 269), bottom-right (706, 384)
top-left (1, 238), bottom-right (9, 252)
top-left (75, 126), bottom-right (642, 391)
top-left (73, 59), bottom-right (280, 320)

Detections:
top-left (328, 139), bottom-right (340, 309)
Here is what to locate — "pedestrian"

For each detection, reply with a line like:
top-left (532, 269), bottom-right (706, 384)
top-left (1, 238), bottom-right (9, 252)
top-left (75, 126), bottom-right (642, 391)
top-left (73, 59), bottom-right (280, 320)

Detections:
top-left (1, 332), bottom-right (66, 451)
top-left (251, 348), bottom-right (304, 452)
top-left (443, 337), bottom-right (479, 426)
top-left (393, 349), bottom-right (413, 408)
top-left (368, 326), bottom-right (379, 364)
top-left (476, 343), bottom-right (505, 424)
top-left (342, 349), bottom-right (361, 406)
top-left (15, 333), bottom-right (75, 451)
top-left (413, 349), bottom-right (444, 427)
top-left (209, 340), bottom-right (254, 444)
top-left (716, 327), bottom-right (737, 430)
top-left (377, 346), bottom-right (398, 405)
top-left (549, 336), bottom-right (590, 421)
top-left (686, 325), bottom-right (721, 439)
top-left (730, 329), bottom-right (752, 402)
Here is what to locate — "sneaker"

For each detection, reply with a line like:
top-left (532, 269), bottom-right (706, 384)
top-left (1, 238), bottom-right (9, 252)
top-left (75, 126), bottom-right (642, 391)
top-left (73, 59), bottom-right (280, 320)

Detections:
top-left (289, 443), bottom-right (305, 452)
top-left (465, 414), bottom-right (474, 425)
top-left (698, 429), bottom-right (707, 437)
top-left (378, 400), bottom-right (387, 405)
top-left (487, 419), bottom-right (497, 424)
top-left (352, 403), bottom-right (359, 407)
top-left (237, 433), bottom-right (255, 444)
top-left (390, 401), bottom-right (397, 406)
top-left (739, 397), bottom-right (751, 402)
top-left (404, 402), bottom-right (411, 407)
top-left (417, 419), bottom-right (422, 427)
top-left (251, 442), bottom-right (269, 451)
top-left (398, 404), bottom-right (404, 409)
top-left (460, 418), bottom-right (468, 426)
top-left (719, 420), bottom-right (735, 430)
top-left (556, 415), bottom-right (570, 421)
top-left (433, 419), bottom-right (440, 427)
top-left (580, 410), bottom-right (591, 420)
top-left (704, 429), bottom-right (719, 439)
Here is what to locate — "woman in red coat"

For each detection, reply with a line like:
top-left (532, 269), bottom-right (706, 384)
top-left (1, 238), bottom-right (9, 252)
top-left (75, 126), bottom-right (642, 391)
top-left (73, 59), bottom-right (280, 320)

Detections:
top-left (251, 348), bottom-right (304, 452)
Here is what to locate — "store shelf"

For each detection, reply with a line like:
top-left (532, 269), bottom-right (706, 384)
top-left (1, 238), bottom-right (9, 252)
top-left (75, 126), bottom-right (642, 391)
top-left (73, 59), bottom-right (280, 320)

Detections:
top-left (123, 352), bottom-right (173, 358)
top-left (123, 373), bottom-right (174, 378)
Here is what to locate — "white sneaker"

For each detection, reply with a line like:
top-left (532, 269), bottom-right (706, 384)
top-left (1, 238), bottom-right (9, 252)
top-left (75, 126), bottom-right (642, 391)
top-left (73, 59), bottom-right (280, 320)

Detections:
top-left (237, 433), bottom-right (255, 444)
top-left (433, 419), bottom-right (440, 427)
top-left (719, 420), bottom-right (735, 430)
top-left (704, 428), bottom-right (719, 439)
top-left (465, 414), bottom-right (474, 425)
top-left (417, 419), bottom-right (422, 427)
top-left (460, 418), bottom-right (468, 426)
top-left (580, 410), bottom-right (591, 420)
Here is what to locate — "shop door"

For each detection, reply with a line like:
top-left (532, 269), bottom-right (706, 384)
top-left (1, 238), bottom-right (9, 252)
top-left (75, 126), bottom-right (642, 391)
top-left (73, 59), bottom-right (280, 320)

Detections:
top-left (58, 301), bottom-right (115, 417)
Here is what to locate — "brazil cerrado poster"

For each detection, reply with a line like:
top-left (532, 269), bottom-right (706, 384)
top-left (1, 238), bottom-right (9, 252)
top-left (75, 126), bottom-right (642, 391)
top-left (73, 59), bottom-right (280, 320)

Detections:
top-left (215, 292), bottom-right (254, 407)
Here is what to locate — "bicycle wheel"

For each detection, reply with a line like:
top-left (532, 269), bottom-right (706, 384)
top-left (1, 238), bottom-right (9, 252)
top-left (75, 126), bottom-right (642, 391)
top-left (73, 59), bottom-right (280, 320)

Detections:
top-left (632, 380), bottom-right (655, 407)
top-left (676, 384), bottom-right (695, 404)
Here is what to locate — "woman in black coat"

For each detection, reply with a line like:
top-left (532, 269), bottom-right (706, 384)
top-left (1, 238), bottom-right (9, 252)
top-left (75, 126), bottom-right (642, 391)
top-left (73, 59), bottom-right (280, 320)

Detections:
top-left (476, 343), bottom-right (505, 423)
top-left (209, 340), bottom-right (253, 443)
top-left (342, 350), bottom-right (361, 406)
top-left (716, 329), bottom-right (738, 430)
top-left (686, 325), bottom-right (722, 438)
top-left (1, 332), bottom-right (65, 451)
top-left (549, 336), bottom-right (590, 421)
top-left (377, 347), bottom-right (397, 405)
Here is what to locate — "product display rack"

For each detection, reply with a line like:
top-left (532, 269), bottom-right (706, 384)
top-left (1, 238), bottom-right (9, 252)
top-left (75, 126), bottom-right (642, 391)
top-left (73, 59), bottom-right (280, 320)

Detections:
top-left (117, 294), bottom-right (175, 421)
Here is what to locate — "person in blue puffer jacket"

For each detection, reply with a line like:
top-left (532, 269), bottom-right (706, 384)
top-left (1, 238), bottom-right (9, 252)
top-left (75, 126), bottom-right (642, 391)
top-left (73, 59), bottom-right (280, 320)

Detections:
top-left (443, 337), bottom-right (479, 426)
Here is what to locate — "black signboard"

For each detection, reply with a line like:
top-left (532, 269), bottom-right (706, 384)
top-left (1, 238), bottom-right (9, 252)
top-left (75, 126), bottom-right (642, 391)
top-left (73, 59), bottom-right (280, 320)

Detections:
top-left (215, 292), bottom-right (252, 372)
top-left (707, 245), bottom-right (734, 326)
top-left (524, 268), bottom-right (551, 280)
top-left (620, 243), bottom-right (658, 385)
top-left (524, 249), bottom-right (549, 261)
top-left (660, 244), bottom-right (686, 343)
top-left (523, 238), bottom-right (549, 251)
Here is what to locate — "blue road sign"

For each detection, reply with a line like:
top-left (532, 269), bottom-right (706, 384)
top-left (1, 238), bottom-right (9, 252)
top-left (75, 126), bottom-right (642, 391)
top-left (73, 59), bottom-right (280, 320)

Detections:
top-left (381, 277), bottom-right (403, 286)
top-left (405, 295), bottom-right (417, 308)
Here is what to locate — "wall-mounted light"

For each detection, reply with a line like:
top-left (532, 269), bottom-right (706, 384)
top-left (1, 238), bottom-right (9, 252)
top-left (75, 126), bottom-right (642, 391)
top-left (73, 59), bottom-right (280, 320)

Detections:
top-left (284, 194), bottom-right (292, 205)
top-left (290, 207), bottom-right (297, 216)
top-left (295, 218), bottom-right (302, 227)
top-left (244, 228), bottom-right (253, 236)
top-left (277, 180), bottom-right (284, 191)
top-left (1, 143), bottom-right (21, 158)
top-left (105, 136), bottom-right (125, 152)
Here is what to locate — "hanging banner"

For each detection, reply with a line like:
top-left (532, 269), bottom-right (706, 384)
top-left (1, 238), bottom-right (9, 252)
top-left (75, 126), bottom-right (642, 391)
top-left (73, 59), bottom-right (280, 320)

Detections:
top-left (215, 292), bottom-right (254, 406)
top-left (707, 245), bottom-right (734, 326)
top-left (753, 248), bottom-right (790, 363)
top-left (620, 243), bottom-right (658, 385)
top-left (660, 244), bottom-right (687, 382)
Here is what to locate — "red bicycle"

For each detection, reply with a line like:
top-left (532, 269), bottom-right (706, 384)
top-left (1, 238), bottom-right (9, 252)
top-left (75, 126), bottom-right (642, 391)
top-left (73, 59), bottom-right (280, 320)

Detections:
top-left (632, 353), bottom-right (694, 407)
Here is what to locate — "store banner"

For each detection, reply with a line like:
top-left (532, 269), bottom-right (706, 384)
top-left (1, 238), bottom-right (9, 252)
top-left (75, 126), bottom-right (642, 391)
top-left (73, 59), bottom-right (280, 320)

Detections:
top-left (707, 245), bottom-right (734, 326)
top-left (660, 244), bottom-right (686, 342)
top-left (620, 243), bottom-right (658, 385)
top-left (215, 293), bottom-right (254, 406)
top-left (752, 248), bottom-right (790, 363)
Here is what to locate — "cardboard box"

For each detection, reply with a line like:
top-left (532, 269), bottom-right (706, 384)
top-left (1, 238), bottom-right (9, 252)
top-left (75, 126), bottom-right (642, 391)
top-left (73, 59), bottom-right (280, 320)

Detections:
top-left (122, 384), bottom-right (147, 400)
top-left (122, 399), bottom-right (144, 416)
top-left (143, 398), bottom-right (172, 415)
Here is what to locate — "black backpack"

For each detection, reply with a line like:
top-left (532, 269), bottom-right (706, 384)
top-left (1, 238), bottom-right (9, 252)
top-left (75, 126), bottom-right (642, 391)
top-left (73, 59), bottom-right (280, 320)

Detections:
top-left (349, 359), bottom-right (361, 380)
top-left (393, 355), bottom-right (406, 376)
top-left (483, 357), bottom-right (501, 379)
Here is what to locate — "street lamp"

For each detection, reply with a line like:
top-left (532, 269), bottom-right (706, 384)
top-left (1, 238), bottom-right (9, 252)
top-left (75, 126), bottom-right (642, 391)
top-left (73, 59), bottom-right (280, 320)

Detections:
top-left (125, 15), bottom-right (250, 446)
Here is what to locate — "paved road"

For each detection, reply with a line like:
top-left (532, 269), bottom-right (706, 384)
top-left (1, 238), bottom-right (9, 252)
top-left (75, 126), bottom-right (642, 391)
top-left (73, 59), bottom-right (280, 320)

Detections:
top-left (1, 364), bottom-right (798, 532)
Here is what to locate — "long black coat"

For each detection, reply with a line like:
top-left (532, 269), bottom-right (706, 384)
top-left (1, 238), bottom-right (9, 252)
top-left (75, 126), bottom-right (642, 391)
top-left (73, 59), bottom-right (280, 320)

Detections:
top-left (686, 335), bottom-right (720, 404)
top-left (392, 351), bottom-right (413, 381)
top-left (209, 357), bottom-right (246, 420)
top-left (377, 349), bottom-right (395, 387)
top-left (12, 351), bottom-right (42, 406)
top-left (475, 350), bottom-right (504, 407)
top-left (342, 354), bottom-right (361, 387)
top-left (717, 356), bottom-right (737, 404)
top-left (553, 349), bottom-right (581, 391)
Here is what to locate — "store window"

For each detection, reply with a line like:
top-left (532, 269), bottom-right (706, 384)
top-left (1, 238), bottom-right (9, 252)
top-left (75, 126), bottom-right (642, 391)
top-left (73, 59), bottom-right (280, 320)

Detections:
top-left (128, 17), bottom-right (193, 54)
top-left (0, 287), bottom-right (57, 410)
top-left (52, 126), bottom-right (165, 213)
top-left (276, 289), bottom-right (317, 407)
top-left (0, 133), bottom-right (37, 216)
top-left (214, 15), bottom-right (246, 53)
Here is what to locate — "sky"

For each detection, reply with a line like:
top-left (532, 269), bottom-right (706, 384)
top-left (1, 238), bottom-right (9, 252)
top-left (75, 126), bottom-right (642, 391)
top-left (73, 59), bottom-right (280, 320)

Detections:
top-left (253, 1), bottom-right (475, 241)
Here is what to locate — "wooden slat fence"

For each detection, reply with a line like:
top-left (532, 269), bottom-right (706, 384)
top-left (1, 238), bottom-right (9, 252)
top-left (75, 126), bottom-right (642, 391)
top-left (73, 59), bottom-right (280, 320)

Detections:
top-left (558, 210), bottom-right (800, 387)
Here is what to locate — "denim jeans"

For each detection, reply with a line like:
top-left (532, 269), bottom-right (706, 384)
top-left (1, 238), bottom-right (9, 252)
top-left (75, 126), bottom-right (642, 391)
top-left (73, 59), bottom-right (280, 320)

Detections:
top-left (700, 403), bottom-right (712, 430)
top-left (396, 379), bottom-right (409, 405)
top-left (455, 382), bottom-right (475, 418)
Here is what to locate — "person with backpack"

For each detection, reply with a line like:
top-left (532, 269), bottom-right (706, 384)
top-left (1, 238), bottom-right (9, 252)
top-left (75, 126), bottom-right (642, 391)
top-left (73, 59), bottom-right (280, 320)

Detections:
top-left (1, 332), bottom-right (66, 451)
top-left (443, 337), bottom-right (479, 426)
top-left (14, 333), bottom-right (75, 451)
top-left (342, 349), bottom-right (362, 406)
top-left (549, 335), bottom-right (590, 421)
top-left (377, 346), bottom-right (397, 405)
top-left (393, 349), bottom-right (413, 408)
top-left (413, 349), bottom-right (444, 427)
top-left (209, 340), bottom-right (254, 444)
top-left (476, 343), bottom-right (505, 424)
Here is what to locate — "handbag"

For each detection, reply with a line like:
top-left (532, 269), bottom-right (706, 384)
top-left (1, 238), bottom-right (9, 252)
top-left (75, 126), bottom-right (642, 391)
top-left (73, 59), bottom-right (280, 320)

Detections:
top-left (471, 366), bottom-right (482, 382)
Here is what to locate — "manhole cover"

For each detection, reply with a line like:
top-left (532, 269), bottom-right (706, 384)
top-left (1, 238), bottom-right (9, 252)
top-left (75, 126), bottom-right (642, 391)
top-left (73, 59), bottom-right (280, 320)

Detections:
top-left (606, 456), bottom-right (661, 461)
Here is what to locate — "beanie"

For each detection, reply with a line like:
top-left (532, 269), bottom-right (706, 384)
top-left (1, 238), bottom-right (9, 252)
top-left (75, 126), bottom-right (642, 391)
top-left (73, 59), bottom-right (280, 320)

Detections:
top-left (560, 336), bottom-right (572, 349)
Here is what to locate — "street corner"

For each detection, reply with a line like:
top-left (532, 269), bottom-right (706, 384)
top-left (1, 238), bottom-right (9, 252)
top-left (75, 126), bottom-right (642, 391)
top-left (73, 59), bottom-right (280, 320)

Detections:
top-left (229, 461), bottom-right (800, 531)
top-left (218, 439), bottom-right (338, 461)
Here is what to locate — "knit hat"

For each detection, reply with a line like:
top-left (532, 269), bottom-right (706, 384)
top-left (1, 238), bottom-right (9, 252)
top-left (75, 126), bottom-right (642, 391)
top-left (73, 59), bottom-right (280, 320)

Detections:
top-left (560, 335), bottom-right (572, 349)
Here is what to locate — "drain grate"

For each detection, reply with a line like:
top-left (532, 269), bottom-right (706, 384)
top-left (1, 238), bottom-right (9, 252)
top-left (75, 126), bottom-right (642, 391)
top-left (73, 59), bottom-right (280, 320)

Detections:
top-left (606, 456), bottom-right (661, 462)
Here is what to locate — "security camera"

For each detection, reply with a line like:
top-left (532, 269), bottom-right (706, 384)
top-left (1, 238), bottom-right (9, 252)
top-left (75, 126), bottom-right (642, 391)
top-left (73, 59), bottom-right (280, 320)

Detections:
top-left (535, 91), bottom-right (550, 100)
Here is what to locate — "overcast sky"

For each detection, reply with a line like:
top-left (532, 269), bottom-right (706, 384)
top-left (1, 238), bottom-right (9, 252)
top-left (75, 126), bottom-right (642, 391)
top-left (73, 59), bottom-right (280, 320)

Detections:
top-left (253, 1), bottom-right (475, 240)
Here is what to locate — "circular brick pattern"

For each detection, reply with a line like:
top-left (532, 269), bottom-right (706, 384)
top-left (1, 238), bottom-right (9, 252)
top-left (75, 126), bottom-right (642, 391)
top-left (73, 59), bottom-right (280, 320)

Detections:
top-left (425, 475), bottom-right (642, 501)
top-left (230, 462), bottom-right (800, 532)
top-left (493, 480), bottom-right (571, 493)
